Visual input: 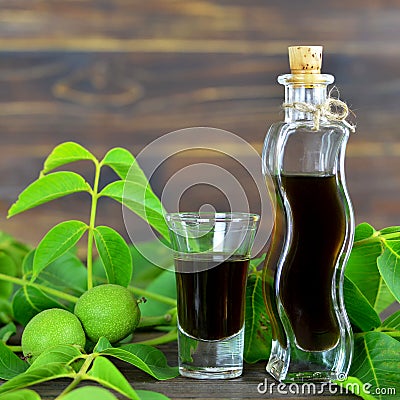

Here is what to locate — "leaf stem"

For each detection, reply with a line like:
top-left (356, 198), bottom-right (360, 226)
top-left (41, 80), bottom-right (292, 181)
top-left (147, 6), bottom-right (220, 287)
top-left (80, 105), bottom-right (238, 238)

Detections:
top-left (129, 286), bottom-right (176, 306)
top-left (57, 354), bottom-right (96, 398)
top-left (353, 231), bottom-right (400, 248)
top-left (135, 328), bottom-right (178, 346)
top-left (7, 345), bottom-right (22, 352)
top-left (376, 327), bottom-right (400, 338)
top-left (138, 313), bottom-right (175, 329)
top-left (0, 273), bottom-right (79, 303)
top-left (352, 234), bottom-right (382, 248)
top-left (353, 332), bottom-right (367, 339)
top-left (87, 161), bottom-right (101, 290)
top-left (379, 231), bottom-right (400, 240)
top-left (385, 331), bottom-right (400, 338)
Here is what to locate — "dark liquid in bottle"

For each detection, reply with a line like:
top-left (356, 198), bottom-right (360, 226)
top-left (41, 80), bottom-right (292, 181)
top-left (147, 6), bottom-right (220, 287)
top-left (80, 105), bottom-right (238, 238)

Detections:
top-left (279, 174), bottom-right (345, 351)
top-left (175, 256), bottom-right (249, 340)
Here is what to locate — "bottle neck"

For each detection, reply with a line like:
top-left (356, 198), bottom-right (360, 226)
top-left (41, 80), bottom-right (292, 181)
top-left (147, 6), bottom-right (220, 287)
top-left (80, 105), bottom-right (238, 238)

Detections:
top-left (278, 74), bottom-right (334, 123)
top-left (284, 84), bottom-right (327, 123)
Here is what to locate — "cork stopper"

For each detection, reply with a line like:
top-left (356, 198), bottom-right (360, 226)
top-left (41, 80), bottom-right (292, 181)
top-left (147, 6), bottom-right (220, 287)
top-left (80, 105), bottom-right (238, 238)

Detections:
top-left (288, 46), bottom-right (323, 74)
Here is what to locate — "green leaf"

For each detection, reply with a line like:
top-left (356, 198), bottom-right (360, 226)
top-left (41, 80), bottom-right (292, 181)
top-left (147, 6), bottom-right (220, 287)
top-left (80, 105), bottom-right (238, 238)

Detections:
top-left (0, 299), bottom-right (12, 325)
top-left (380, 226), bottom-right (400, 235)
top-left (0, 363), bottom-right (73, 394)
top-left (0, 340), bottom-right (28, 380)
top-left (0, 252), bottom-right (17, 299)
top-left (346, 238), bottom-right (394, 313)
top-left (100, 181), bottom-right (169, 241)
top-left (102, 148), bottom-right (148, 186)
top-left (171, 331), bottom-right (194, 364)
top-left (377, 240), bottom-right (400, 302)
top-left (94, 226), bottom-right (133, 287)
top-left (350, 331), bottom-right (400, 400)
top-left (22, 249), bottom-right (86, 297)
top-left (344, 276), bottom-right (381, 332)
top-left (22, 250), bottom-right (35, 276)
top-left (8, 172), bottom-right (91, 218)
top-left (373, 283), bottom-right (396, 314)
top-left (136, 391), bottom-right (171, 400)
top-left (60, 387), bottom-right (118, 400)
top-left (354, 222), bottom-right (377, 241)
top-left (32, 221), bottom-right (88, 280)
top-left (0, 234), bottom-right (31, 277)
top-left (33, 252), bottom-right (87, 297)
top-left (382, 310), bottom-right (400, 330)
top-left (28, 345), bottom-right (83, 370)
top-left (244, 272), bottom-right (271, 363)
top-left (249, 254), bottom-right (266, 272)
top-left (0, 231), bottom-right (31, 253)
top-left (336, 376), bottom-right (377, 400)
top-left (92, 256), bottom-right (107, 285)
top-left (0, 389), bottom-right (42, 400)
top-left (12, 286), bottom-right (67, 326)
top-left (140, 270), bottom-right (176, 317)
top-left (86, 356), bottom-right (140, 400)
top-left (98, 341), bottom-right (179, 380)
top-left (0, 322), bottom-right (16, 343)
top-left (41, 141), bottom-right (96, 175)
top-left (130, 242), bottom-right (173, 289)
top-left (93, 337), bottom-right (113, 353)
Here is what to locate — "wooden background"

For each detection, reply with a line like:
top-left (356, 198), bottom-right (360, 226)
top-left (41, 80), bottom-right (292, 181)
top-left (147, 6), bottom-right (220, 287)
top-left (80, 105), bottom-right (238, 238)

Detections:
top-left (1, 0), bottom-right (400, 247)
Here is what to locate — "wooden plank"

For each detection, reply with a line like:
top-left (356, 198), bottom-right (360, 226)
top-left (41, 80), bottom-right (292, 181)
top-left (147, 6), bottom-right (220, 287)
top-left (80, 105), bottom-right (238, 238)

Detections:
top-left (0, 0), bottom-right (398, 55)
top-left (6, 336), bottom-right (359, 400)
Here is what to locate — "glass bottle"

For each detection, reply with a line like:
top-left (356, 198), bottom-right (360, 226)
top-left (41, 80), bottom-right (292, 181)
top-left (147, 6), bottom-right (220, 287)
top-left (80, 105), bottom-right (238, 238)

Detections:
top-left (262, 46), bottom-right (354, 382)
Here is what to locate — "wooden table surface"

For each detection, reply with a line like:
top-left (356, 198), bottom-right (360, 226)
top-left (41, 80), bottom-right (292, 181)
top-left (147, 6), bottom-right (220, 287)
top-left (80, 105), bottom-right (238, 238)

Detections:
top-left (8, 333), bottom-right (360, 400)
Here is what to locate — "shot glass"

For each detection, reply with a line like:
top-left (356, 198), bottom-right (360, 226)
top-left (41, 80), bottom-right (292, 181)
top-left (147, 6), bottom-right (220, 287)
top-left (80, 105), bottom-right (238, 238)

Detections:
top-left (165, 212), bottom-right (260, 379)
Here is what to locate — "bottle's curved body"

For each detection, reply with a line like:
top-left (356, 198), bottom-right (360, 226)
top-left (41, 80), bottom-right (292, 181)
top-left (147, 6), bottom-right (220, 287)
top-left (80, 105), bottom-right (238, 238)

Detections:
top-left (262, 71), bottom-right (354, 382)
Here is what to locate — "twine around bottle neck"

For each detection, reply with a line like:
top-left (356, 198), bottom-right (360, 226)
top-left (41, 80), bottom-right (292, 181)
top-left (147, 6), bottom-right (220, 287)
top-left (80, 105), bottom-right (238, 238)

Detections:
top-left (282, 88), bottom-right (356, 132)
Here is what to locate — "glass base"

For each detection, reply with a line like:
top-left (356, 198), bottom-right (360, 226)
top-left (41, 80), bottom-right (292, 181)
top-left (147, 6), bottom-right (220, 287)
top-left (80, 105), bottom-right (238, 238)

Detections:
top-left (266, 354), bottom-right (338, 383)
top-left (266, 338), bottom-right (351, 383)
top-left (178, 324), bottom-right (244, 379)
top-left (283, 371), bottom-right (338, 383)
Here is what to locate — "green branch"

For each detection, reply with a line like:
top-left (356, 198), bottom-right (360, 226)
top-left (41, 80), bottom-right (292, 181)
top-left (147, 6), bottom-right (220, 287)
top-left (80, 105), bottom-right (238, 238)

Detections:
top-left (135, 328), bottom-right (178, 346)
top-left (376, 327), bottom-right (400, 338)
top-left (353, 230), bottom-right (400, 248)
top-left (0, 273), bottom-right (79, 304)
top-left (380, 231), bottom-right (400, 240)
top-left (138, 313), bottom-right (175, 329)
top-left (7, 345), bottom-right (22, 353)
top-left (352, 235), bottom-right (382, 248)
top-left (385, 331), bottom-right (400, 338)
top-left (57, 354), bottom-right (96, 398)
top-left (129, 286), bottom-right (176, 306)
top-left (87, 160), bottom-right (101, 290)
